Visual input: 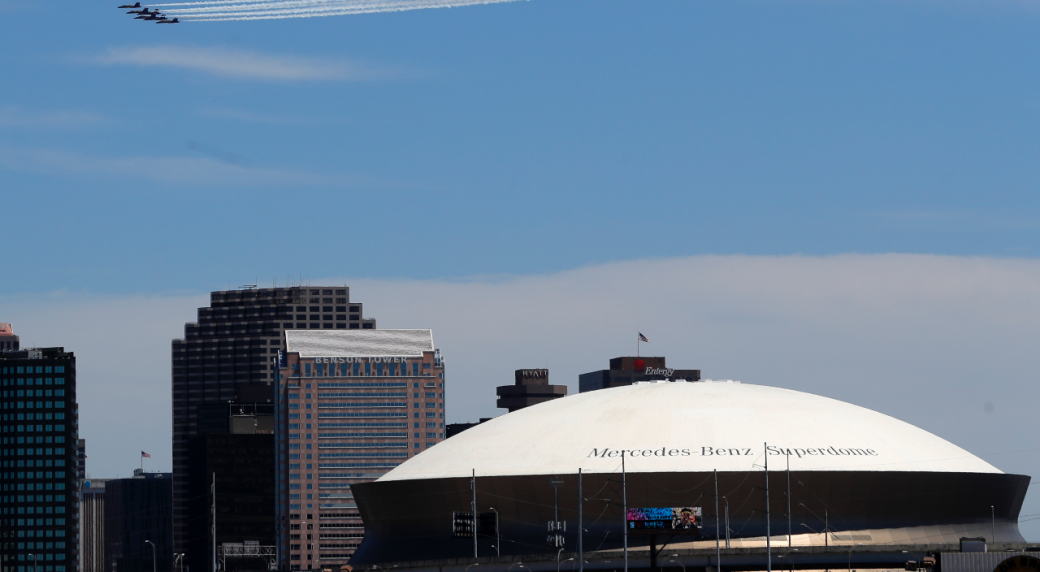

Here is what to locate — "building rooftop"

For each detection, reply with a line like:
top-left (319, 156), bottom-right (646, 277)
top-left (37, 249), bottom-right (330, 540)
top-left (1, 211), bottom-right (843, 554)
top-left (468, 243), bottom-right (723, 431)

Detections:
top-left (285, 329), bottom-right (434, 358)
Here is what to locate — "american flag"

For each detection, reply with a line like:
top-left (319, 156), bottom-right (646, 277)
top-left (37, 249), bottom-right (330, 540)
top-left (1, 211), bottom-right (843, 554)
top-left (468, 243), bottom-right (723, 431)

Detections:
top-left (638, 332), bottom-right (649, 343)
top-left (141, 451), bottom-right (151, 458)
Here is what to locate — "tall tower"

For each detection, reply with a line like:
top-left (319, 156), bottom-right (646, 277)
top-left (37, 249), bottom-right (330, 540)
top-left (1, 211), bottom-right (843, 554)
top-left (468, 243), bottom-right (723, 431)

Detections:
top-left (275, 330), bottom-right (445, 570)
top-left (171, 286), bottom-right (375, 565)
top-left (0, 347), bottom-right (80, 572)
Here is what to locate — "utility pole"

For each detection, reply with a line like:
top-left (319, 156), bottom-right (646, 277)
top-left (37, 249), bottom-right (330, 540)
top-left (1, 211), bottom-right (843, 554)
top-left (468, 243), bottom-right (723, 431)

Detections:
top-left (786, 452), bottom-right (792, 548)
top-left (724, 497), bottom-right (730, 549)
top-left (622, 452), bottom-right (628, 572)
top-left (765, 443), bottom-right (771, 572)
top-left (550, 476), bottom-right (565, 546)
top-left (714, 469), bottom-right (721, 572)
top-left (472, 469), bottom-right (478, 559)
top-left (578, 468), bottom-right (583, 572)
top-left (212, 473), bottom-right (217, 572)
top-left (824, 510), bottom-right (829, 547)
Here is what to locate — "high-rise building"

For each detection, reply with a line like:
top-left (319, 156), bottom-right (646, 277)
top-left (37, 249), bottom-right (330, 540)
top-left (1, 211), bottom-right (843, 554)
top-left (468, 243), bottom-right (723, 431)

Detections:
top-left (0, 347), bottom-right (79, 572)
top-left (275, 330), bottom-right (445, 571)
top-left (79, 479), bottom-right (108, 572)
top-left (171, 287), bottom-right (375, 562)
top-left (578, 356), bottom-right (700, 392)
top-left (104, 471), bottom-right (173, 572)
top-left (186, 406), bottom-right (274, 572)
top-left (0, 325), bottom-right (19, 352)
top-left (495, 369), bottom-right (566, 412)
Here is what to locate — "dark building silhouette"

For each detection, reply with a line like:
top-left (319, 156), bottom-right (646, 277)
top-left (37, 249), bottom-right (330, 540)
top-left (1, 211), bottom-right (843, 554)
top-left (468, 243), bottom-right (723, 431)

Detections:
top-left (0, 347), bottom-right (79, 572)
top-left (186, 401), bottom-right (275, 572)
top-left (495, 369), bottom-right (566, 412)
top-left (0, 324), bottom-right (18, 352)
top-left (578, 356), bottom-right (700, 393)
top-left (171, 287), bottom-right (375, 561)
top-left (445, 418), bottom-right (492, 439)
top-left (104, 471), bottom-right (172, 572)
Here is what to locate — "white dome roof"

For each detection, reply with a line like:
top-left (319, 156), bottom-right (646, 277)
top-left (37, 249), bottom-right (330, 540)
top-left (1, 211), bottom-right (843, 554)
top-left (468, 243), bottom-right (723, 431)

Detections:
top-left (381, 381), bottom-right (1000, 481)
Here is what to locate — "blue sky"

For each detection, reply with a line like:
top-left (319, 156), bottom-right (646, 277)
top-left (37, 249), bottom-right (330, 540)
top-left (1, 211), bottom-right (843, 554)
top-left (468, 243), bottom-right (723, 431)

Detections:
top-left (4, 0), bottom-right (1040, 294)
top-left (5, 0), bottom-right (1040, 537)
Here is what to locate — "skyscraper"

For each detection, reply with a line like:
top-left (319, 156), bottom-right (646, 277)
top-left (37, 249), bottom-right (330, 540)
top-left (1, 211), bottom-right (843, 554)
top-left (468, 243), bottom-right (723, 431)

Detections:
top-left (0, 347), bottom-right (79, 572)
top-left (275, 330), bottom-right (445, 570)
top-left (171, 287), bottom-right (375, 563)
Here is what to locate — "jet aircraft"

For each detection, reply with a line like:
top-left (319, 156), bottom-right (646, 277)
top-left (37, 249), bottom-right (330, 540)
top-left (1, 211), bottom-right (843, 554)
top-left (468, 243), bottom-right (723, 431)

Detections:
top-left (156, 17), bottom-right (179, 23)
top-left (117, 2), bottom-right (141, 8)
top-left (127, 7), bottom-right (154, 14)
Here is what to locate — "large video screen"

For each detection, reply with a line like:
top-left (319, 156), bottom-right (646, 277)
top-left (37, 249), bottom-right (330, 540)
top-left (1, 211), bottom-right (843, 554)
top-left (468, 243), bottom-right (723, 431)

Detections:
top-left (626, 507), bottom-right (702, 531)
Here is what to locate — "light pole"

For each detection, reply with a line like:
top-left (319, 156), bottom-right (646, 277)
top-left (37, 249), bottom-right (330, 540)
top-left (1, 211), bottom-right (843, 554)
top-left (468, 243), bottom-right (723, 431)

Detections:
top-left (174, 553), bottom-right (185, 572)
top-left (465, 563), bottom-right (480, 572)
top-left (489, 507), bottom-right (500, 557)
top-left (507, 562), bottom-right (524, 572)
top-left (847, 543), bottom-right (862, 571)
top-left (666, 555), bottom-right (686, 572)
top-left (30, 554), bottom-right (38, 572)
top-left (558, 557), bottom-right (574, 572)
top-left (145, 540), bottom-right (157, 572)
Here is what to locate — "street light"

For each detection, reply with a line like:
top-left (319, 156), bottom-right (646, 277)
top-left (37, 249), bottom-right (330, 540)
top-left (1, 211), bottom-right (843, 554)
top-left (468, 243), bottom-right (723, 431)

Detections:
top-left (29, 554), bottom-right (39, 572)
top-left (145, 540), bottom-right (157, 572)
top-left (558, 556), bottom-right (574, 572)
top-left (847, 543), bottom-right (863, 571)
top-left (489, 507), bottom-right (500, 557)
top-left (667, 554), bottom-right (686, 572)
top-left (507, 562), bottom-right (525, 572)
top-left (465, 563), bottom-right (480, 572)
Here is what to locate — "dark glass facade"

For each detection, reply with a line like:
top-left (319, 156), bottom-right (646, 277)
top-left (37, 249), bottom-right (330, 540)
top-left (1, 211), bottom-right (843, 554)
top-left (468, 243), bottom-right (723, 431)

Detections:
top-left (186, 434), bottom-right (274, 572)
top-left (171, 287), bottom-right (375, 566)
top-left (0, 348), bottom-right (79, 572)
top-left (104, 472), bottom-right (172, 572)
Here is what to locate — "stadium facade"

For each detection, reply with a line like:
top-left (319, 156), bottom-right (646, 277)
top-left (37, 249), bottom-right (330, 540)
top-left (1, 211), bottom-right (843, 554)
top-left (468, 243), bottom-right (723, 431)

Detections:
top-left (350, 381), bottom-right (1029, 565)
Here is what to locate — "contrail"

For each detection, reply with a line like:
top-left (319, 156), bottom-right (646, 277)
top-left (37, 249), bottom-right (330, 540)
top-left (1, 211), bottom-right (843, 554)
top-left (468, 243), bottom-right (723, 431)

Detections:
top-left (166, 0), bottom-right (453, 15)
top-left (154, 0), bottom-right (524, 20)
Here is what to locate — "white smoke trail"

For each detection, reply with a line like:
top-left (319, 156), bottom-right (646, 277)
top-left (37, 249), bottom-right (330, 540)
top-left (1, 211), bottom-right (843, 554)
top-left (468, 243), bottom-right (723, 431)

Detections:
top-left (165, 0), bottom-right (430, 15)
top-left (155, 0), bottom-right (524, 20)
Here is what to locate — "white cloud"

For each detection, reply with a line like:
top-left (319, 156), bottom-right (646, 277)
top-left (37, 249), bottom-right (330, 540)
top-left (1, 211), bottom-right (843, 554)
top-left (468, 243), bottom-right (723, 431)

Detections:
top-left (5, 254), bottom-right (1040, 534)
top-left (0, 106), bottom-right (105, 129)
top-left (91, 45), bottom-right (408, 81)
top-left (0, 145), bottom-right (395, 187)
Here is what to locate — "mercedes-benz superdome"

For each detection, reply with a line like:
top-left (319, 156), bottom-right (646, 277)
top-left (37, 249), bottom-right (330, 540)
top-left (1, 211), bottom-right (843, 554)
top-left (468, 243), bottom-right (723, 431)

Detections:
top-left (349, 381), bottom-right (1029, 565)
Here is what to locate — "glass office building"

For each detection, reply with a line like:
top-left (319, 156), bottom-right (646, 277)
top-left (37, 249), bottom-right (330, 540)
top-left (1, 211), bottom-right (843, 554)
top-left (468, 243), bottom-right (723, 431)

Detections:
top-left (172, 287), bottom-right (375, 566)
top-left (0, 347), bottom-right (79, 572)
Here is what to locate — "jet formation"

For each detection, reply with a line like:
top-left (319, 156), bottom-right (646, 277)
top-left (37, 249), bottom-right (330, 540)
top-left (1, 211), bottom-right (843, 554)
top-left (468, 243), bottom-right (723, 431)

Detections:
top-left (118, 3), bottom-right (179, 23)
